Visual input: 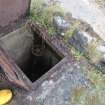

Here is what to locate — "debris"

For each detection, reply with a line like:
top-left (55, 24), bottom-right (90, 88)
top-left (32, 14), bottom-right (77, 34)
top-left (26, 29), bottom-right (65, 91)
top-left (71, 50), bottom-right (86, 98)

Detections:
top-left (53, 14), bottom-right (70, 36)
top-left (69, 29), bottom-right (94, 52)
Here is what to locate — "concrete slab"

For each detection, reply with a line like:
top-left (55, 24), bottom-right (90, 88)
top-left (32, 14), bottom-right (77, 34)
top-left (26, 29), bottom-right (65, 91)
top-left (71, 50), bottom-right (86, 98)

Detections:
top-left (0, 26), bottom-right (33, 68)
top-left (0, 22), bottom-right (104, 105)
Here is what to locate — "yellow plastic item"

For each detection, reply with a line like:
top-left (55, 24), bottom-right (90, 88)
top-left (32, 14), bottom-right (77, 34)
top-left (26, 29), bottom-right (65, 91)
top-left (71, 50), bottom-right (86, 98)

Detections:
top-left (0, 89), bottom-right (12, 105)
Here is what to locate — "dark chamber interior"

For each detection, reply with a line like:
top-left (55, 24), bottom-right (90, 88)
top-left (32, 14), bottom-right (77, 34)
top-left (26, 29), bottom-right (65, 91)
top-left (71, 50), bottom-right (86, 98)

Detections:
top-left (21, 33), bottom-right (62, 82)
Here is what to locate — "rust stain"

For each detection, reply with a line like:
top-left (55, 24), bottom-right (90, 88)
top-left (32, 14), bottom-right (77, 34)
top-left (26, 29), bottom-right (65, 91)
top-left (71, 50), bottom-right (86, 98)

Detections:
top-left (0, 45), bottom-right (30, 91)
top-left (0, 0), bottom-right (30, 27)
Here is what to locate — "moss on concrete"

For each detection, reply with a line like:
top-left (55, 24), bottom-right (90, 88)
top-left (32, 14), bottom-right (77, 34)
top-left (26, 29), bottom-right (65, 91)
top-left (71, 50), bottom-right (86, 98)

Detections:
top-left (70, 67), bottom-right (105, 105)
top-left (30, 1), bottom-right (105, 105)
top-left (30, 0), bottom-right (64, 35)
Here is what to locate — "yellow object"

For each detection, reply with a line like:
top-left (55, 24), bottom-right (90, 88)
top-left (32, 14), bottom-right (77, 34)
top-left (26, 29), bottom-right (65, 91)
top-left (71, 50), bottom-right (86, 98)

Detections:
top-left (0, 89), bottom-right (12, 105)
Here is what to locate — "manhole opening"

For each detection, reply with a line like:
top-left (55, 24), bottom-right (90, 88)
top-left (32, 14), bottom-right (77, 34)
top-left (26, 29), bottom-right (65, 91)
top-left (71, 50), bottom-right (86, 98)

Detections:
top-left (21, 33), bottom-right (62, 82)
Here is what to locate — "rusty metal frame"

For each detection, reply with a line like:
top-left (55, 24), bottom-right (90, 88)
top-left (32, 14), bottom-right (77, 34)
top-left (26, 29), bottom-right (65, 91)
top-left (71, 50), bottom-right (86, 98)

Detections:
top-left (0, 45), bottom-right (31, 91)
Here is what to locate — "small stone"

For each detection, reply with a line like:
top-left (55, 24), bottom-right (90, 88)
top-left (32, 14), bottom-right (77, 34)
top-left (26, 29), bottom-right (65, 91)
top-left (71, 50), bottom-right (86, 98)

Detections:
top-left (69, 29), bottom-right (94, 52)
top-left (96, 45), bottom-right (105, 62)
top-left (74, 29), bottom-right (93, 45)
top-left (26, 96), bottom-right (33, 101)
top-left (61, 33), bottom-right (65, 36)
top-left (53, 14), bottom-right (70, 35)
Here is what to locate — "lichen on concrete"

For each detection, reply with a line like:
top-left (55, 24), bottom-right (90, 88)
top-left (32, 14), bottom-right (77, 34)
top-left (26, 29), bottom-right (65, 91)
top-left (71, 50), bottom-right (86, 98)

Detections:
top-left (32, 58), bottom-right (92, 105)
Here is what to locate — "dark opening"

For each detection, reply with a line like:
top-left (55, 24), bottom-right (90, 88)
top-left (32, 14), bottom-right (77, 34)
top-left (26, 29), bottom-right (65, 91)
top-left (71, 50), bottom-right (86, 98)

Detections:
top-left (21, 33), bottom-right (62, 82)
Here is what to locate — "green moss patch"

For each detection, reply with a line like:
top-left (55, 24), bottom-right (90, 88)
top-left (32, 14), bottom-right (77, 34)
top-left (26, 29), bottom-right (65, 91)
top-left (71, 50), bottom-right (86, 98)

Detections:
top-left (30, 0), bottom-right (64, 35)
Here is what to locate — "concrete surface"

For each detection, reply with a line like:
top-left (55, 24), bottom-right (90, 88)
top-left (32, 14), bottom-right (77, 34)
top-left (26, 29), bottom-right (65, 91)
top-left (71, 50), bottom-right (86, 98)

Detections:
top-left (58, 0), bottom-right (105, 41)
top-left (0, 26), bottom-right (33, 69)
top-left (0, 25), bottom-right (93, 105)
top-left (0, 23), bottom-right (104, 105)
top-left (5, 56), bottom-right (92, 105)
top-left (0, 0), bottom-right (30, 27)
